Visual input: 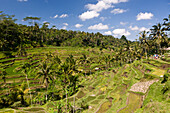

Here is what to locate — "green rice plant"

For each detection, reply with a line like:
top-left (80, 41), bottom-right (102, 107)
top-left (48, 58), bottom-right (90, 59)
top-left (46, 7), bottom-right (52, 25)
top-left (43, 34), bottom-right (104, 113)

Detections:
top-left (96, 101), bottom-right (112, 113)
top-left (119, 93), bottom-right (142, 113)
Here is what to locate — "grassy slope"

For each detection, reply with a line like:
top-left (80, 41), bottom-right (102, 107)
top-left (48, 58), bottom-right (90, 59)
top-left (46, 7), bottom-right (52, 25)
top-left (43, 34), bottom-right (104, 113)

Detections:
top-left (0, 47), bottom-right (169, 113)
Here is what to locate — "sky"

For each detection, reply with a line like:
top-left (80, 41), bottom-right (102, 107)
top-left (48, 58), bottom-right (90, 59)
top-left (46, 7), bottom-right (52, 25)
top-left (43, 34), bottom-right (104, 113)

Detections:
top-left (0, 0), bottom-right (169, 41)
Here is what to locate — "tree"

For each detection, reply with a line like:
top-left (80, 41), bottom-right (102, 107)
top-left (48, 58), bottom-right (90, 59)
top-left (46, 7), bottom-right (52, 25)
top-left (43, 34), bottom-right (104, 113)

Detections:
top-left (17, 61), bottom-right (33, 106)
top-left (17, 82), bottom-right (29, 106)
top-left (120, 35), bottom-right (127, 42)
top-left (57, 55), bottom-right (78, 112)
top-left (35, 60), bottom-right (54, 102)
top-left (150, 23), bottom-right (167, 55)
top-left (23, 16), bottom-right (41, 26)
top-left (23, 16), bottom-right (41, 47)
top-left (0, 69), bottom-right (7, 85)
top-left (78, 54), bottom-right (90, 77)
top-left (139, 31), bottom-right (149, 59)
top-left (163, 15), bottom-right (170, 31)
top-left (103, 55), bottom-right (112, 69)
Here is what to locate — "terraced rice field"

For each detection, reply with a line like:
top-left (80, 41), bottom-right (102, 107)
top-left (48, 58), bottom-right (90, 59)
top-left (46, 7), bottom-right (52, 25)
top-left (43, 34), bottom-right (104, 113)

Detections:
top-left (0, 47), bottom-right (169, 113)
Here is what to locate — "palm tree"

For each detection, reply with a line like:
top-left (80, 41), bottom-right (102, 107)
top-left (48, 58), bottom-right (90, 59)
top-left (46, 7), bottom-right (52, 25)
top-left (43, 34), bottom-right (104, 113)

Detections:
top-left (41, 22), bottom-right (50, 46)
top-left (103, 55), bottom-right (112, 69)
top-left (0, 69), bottom-right (7, 85)
top-left (150, 23), bottom-right (167, 55)
top-left (18, 62), bottom-right (32, 106)
top-left (78, 54), bottom-right (90, 77)
top-left (163, 15), bottom-right (170, 31)
top-left (57, 55), bottom-right (77, 112)
top-left (23, 16), bottom-right (41, 26)
top-left (23, 16), bottom-right (41, 47)
top-left (35, 60), bottom-right (54, 102)
top-left (139, 31), bottom-right (149, 59)
top-left (17, 82), bottom-right (30, 106)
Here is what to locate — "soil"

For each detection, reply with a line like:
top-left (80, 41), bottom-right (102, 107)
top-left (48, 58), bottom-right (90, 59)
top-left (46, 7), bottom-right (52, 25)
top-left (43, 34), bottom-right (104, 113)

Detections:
top-left (147, 62), bottom-right (158, 67)
top-left (107, 97), bottom-right (113, 102)
top-left (130, 79), bottom-right (159, 93)
top-left (146, 69), bottom-right (151, 73)
top-left (0, 59), bottom-right (15, 64)
top-left (122, 72), bottom-right (128, 77)
top-left (161, 64), bottom-right (170, 69)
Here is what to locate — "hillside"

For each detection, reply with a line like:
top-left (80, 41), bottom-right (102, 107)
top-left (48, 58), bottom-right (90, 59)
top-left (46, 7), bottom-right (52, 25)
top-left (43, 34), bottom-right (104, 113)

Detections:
top-left (0, 47), bottom-right (169, 113)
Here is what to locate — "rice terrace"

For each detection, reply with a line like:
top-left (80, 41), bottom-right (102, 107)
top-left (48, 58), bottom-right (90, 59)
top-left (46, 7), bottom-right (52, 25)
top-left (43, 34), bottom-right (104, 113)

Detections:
top-left (0, 0), bottom-right (170, 113)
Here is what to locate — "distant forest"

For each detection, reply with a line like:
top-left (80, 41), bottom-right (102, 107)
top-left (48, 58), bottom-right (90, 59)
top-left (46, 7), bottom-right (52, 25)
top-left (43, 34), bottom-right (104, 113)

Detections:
top-left (0, 11), bottom-right (169, 56)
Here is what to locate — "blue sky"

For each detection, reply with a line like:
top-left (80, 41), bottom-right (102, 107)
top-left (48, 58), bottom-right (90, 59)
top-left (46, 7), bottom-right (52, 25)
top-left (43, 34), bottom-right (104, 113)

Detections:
top-left (0, 0), bottom-right (169, 40)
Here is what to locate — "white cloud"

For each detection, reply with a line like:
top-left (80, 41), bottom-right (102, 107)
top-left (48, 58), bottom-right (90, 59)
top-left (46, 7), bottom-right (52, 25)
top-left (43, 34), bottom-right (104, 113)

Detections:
top-left (120, 22), bottom-right (128, 25)
top-left (79, 11), bottom-right (100, 21)
top-left (129, 25), bottom-right (150, 32)
top-left (101, 0), bottom-right (128, 4)
top-left (88, 23), bottom-right (109, 30)
top-left (75, 24), bottom-right (83, 28)
top-left (63, 23), bottom-right (68, 26)
top-left (85, 0), bottom-right (128, 13)
top-left (43, 21), bottom-right (50, 24)
top-left (136, 12), bottom-right (153, 20)
top-left (53, 15), bottom-right (58, 18)
top-left (111, 26), bottom-right (115, 29)
top-left (139, 27), bottom-right (150, 32)
top-left (86, 1), bottom-right (113, 12)
top-left (79, 0), bottom-right (128, 21)
top-left (59, 14), bottom-right (68, 18)
top-left (61, 26), bottom-right (67, 29)
top-left (50, 14), bottom-right (58, 19)
top-left (112, 29), bottom-right (131, 36)
top-left (129, 25), bottom-right (139, 31)
top-left (104, 31), bottom-right (112, 35)
top-left (17, 0), bottom-right (27, 1)
top-left (51, 14), bottom-right (68, 19)
top-left (111, 8), bottom-right (127, 14)
top-left (100, 17), bottom-right (107, 21)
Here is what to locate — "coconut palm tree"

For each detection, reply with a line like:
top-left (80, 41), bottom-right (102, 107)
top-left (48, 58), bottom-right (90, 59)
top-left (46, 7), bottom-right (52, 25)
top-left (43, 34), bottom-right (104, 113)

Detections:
top-left (139, 31), bottom-right (149, 59)
top-left (57, 55), bottom-right (78, 112)
top-left (102, 55), bottom-right (113, 69)
top-left (0, 69), bottom-right (7, 85)
top-left (23, 16), bottom-right (41, 47)
top-left (78, 54), bottom-right (90, 77)
top-left (35, 60), bottom-right (54, 102)
top-left (163, 15), bottom-right (170, 31)
top-left (17, 82), bottom-right (30, 106)
top-left (150, 23), bottom-right (167, 55)
top-left (17, 62), bottom-right (33, 106)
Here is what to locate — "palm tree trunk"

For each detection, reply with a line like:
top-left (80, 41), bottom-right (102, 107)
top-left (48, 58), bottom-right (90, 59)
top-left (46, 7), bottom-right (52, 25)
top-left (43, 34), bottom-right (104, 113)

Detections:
top-left (21, 94), bottom-right (25, 105)
top-left (3, 77), bottom-right (6, 85)
top-left (46, 78), bottom-right (48, 102)
top-left (159, 44), bottom-right (162, 56)
top-left (25, 73), bottom-right (32, 106)
top-left (65, 85), bottom-right (68, 112)
top-left (145, 47), bottom-right (147, 59)
top-left (73, 96), bottom-right (75, 113)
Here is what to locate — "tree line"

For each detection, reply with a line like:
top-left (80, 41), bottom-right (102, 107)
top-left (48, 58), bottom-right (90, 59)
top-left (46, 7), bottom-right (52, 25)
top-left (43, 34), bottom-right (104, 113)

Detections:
top-left (0, 11), bottom-right (128, 54)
